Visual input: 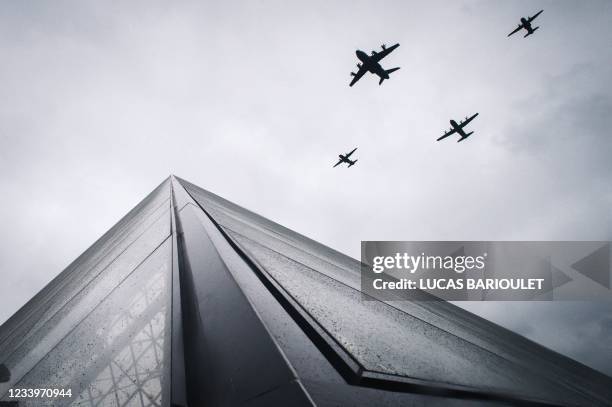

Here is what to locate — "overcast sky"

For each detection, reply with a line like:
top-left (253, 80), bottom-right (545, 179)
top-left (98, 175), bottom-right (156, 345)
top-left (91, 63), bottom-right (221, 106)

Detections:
top-left (1, 0), bottom-right (611, 375)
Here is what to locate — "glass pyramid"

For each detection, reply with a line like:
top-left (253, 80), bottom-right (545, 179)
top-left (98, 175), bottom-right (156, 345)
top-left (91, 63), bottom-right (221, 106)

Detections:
top-left (0, 176), bottom-right (610, 406)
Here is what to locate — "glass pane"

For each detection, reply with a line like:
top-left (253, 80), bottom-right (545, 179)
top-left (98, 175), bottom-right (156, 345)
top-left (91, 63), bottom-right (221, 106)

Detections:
top-left (179, 178), bottom-right (609, 404)
top-left (0, 180), bottom-right (170, 357)
top-left (0, 209), bottom-right (170, 396)
top-left (4, 238), bottom-right (172, 407)
top-left (180, 180), bottom-right (357, 275)
top-left (227, 231), bottom-right (591, 405)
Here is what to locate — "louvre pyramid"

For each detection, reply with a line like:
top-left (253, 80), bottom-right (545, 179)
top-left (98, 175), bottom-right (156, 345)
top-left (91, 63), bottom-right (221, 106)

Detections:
top-left (1, 176), bottom-right (611, 406)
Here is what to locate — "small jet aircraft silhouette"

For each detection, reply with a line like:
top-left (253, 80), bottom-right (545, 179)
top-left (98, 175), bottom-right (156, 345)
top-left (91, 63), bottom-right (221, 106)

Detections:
top-left (350, 43), bottom-right (400, 86)
top-left (333, 147), bottom-right (358, 168)
top-left (508, 10), bottom-right (543, 38)
top-left (437, 113), bottom-right (479, 142)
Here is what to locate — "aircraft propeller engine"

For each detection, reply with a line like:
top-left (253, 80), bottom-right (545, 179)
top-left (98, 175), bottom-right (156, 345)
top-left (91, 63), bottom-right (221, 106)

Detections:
top-left (381, 44), bottom-right (387, 49)
top-left (350, 72), bottom-right (356, 77)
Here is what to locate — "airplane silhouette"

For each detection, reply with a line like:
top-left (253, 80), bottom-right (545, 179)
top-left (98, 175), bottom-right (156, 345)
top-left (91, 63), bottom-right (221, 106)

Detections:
top-left (334, 147), bottom-right (358, 168)
top-left (350, 43), bottom-right (400, 86)
top-left (437, 113), bottom-right (479, 142)
top-left (508, 10), bottom-right (543, 38)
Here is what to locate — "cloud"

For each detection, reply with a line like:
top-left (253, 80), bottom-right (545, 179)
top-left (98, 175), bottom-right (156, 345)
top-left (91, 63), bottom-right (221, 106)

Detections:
top-left (462, 301), bottom-right (612, 376)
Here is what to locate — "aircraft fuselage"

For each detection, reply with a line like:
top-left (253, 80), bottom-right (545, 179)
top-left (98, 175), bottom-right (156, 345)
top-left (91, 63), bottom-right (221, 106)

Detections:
top-left (520, 17), bottom-right (534, 33)
top-left (450, 119), bottom-right (468, 138)
top-left (356, 50), bottom-right (389, 79)
top-left (339, 154), bottom-right (356, 165)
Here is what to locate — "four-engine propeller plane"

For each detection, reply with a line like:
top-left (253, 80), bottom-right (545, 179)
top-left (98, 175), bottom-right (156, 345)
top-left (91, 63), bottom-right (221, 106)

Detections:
top-left (508, 10), bottom-right (544, 38)
top-left (333, 147), bottom-right (358, 168)
top-left (437, 113), bottom-right (479, 142)
top-left (350, 43), bottom-right (400, 87)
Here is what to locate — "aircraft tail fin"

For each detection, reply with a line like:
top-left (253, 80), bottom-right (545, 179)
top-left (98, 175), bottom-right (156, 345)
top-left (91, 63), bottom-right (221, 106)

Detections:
top-left (379, 68), bottom-right (400, 85)
top-left (386, 67), bottom-right (400, 75)
top-left (458, 132), bottom-right (474, 142)
top-left (524, 27), bottom-right (539, 37)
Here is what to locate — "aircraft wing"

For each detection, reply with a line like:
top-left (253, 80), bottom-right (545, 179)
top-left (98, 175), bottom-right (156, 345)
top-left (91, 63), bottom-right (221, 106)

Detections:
top-left (333, 158), bottom-right (344, 168)
top-left (528, 10), bottom-right (543, 22)
top-left (458, 113), bottom-right (479, 128)
top-left (371, 43), bottom-right (400, 63)
top-left (508, 24), bottom-right (523, 37)
top-left (345, 147), bottom-right (357, 158)
top-left (437, 128), bottom-right (456, 141)
top-left (349, 66), bottom-right (367, 87)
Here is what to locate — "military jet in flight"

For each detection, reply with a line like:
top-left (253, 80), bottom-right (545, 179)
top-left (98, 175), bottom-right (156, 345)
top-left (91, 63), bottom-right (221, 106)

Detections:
top-left (350, 43), bottom-right (400, 86)
top-left (333, 147), bottom-right (358, 168)
top-left (437, 113), bottom-right (479, 142)
top-left (508, 10), bottom-right (543, 38)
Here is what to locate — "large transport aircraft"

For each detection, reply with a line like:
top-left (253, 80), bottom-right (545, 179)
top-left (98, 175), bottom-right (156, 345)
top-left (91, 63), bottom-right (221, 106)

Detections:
top-left (333, 147), bottom-right (358, 168)
top-left (437, 113), bottom-right (479, 142)
top-left (350, 43), bottom-right (400, 86)
top-left (508, 10), bottom-right (544, 38)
